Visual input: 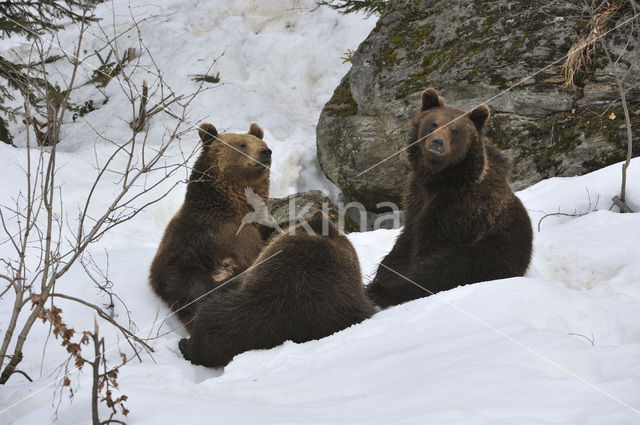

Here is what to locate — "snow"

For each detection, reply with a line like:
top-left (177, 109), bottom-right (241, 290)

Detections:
top-left (1, 1), bottom-right (640, 424)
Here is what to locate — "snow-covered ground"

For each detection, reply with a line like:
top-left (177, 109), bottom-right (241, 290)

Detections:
top-left (1, 1), bottom-right (640, 424)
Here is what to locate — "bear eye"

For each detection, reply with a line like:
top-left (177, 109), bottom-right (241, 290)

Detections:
top-left (451, 128), bottom-right (460, 136)
top-left (431, 122), bottom-right (439, 129)
top-left (239, 143), bottom-right (247, 149)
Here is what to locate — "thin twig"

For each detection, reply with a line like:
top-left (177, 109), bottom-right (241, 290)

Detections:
top-left (50, 293), bottom-right (153, 357)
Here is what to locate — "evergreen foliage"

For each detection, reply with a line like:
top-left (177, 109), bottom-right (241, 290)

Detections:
top-left (0, 1), bottom-right (101, 144)
top-left (316, 0), bottom-right (389, 17)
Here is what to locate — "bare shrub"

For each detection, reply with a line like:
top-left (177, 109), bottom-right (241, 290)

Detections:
top-left (0, 3), bottom-right (215, 422)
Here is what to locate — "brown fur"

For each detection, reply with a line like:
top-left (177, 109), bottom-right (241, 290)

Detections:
top-left (149, 122), bottom-right (272, 327)
top-left (366, 88), bottom-right (533, 308)
top-left (178, 211), bottom-right (376, 368)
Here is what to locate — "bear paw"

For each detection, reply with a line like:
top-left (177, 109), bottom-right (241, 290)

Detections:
top-left (178, 338), bottom-right (191, 360)
top-left (212, 257), bottom-right (236, 282)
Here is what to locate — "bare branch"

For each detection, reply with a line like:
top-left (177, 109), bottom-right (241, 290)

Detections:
top-left (50, 293), bottom-right (153, 356)
top-left (612, 194), bottom-right (635, 212)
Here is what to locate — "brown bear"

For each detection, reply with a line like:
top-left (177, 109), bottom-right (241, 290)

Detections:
top-left (149, 122), bottom-right (272, 327)
top-left (178, 211), bottom-right (376, 368)
top-left (366, 88), bottom-right (533, 308)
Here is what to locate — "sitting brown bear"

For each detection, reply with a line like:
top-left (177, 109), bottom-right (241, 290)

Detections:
top-left (366, 88), bottom-right (533, 308)
top-left (149, 122), bottom-right (272, 327)
top-left (179, 211), bottom-right (375, 368)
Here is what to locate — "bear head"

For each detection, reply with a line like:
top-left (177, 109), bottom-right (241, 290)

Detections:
top-left (408, 88), bottom-right (490, 178)
top-left (197, 122), bottom-right (271, 183)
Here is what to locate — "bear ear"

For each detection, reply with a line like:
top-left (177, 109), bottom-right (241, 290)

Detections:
top-left (469, 104), bottom-right (490, 129)
top-left (198, 123), bottom-right (218, 146)
top-left (248, 123), bottom-right (264, 139)
top-left (421, 88), bottom-right (444, 111)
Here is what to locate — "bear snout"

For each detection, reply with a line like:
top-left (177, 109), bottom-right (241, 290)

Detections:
top-left (427, 137), bottom-right (446, 155)
top-left (259, 147), bottom-right (272, 160)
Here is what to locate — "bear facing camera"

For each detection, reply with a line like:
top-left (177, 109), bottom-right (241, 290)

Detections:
top-left (179, 211), bottom-right (376, 368)
top-left (149, 122), bottom-right (273, 329)
top-left (366, 88), bottom-right (533, 308)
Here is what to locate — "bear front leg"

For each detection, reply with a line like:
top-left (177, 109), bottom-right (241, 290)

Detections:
top-left (178, 334), bottom-right (225, 368)
top-left (366, 229), bottom-right (416, 308)
top-left (406, 244), bottom-right (496, 297)
top-left (369, 247), bottom-right (463, 308)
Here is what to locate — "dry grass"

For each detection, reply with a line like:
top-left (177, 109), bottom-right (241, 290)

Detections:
top-left (561, 3), bottom-right (618, 88)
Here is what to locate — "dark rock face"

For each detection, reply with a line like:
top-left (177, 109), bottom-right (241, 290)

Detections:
top-left (316, 0), bottom-right (640, 209)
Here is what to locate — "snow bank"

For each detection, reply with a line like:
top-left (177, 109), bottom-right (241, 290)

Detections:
top-left (3, 159), bottom-right (639, 424)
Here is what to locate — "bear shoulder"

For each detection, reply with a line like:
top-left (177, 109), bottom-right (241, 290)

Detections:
top-left (486, 143), bottom-right (512, 179)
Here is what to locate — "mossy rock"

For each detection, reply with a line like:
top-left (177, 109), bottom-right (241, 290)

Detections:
top-left (316, 0), bottom-right (640, 209)
top-left (268, 190), bottom-right (360, 233)
top-left (324, 77), bottom-right (358, 118)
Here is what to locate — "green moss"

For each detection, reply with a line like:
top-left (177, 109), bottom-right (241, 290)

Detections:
top-left (520, 110), bottom-right (620, 173)
top-left (472, 44), bottom-right (485, 54)
top-left (325, 78), bottom-right (358, 117)
top-left (533, 116), bottom-right (582, 172)
top-left (579, 105), bottom-right (640, 172)
top-left (375, 22), bottom-right (435, 75)
top-left (484, 13), bottom-right (498, 28)
top-left (373, 1), bottom-right (497, 91)
top-left (486, 114), bottom-right (525, 150)
top-left (394, 38), bottom-right (486, 98)
top-left (582, 149), bottom-right (628, 172)
top-left (382, 0), bottom-right (639, 102)
top-left (385, 3), bottom-right (514, 99)
top-left (374, 43), bottom-right (398, 75)
top-left (487, 105), bottom-right (640, 175)
top-left (389, 23), bottom-right (435, 51)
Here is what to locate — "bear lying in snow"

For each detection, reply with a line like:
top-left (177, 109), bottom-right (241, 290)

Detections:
top-left (149, 122), bottom-right (272, 328)
top-left (366, 88), bottom-right (533, 308)
top-left (179, 211), bottom-right (375, 368)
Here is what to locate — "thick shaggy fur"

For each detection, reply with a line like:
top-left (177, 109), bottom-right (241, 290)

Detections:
top-left (149, 123), bottom-right (272, 327)
top-left (366, 88), bottom-right (533, 308)
top-left (179, 212), bottom-right (376, 368)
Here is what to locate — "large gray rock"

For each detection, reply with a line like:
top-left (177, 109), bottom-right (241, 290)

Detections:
top-left (317, 0), bottom-right (640, 210)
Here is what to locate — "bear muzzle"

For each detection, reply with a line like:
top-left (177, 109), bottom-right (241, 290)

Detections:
top-left (259, 147), bottom-right (272, 161)
top-left (248, 160), bottom-right (270, 168)
top-left (427, 137), bottom-right (447, 156)
top-left (248, 148), bottom-right (272, 168)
